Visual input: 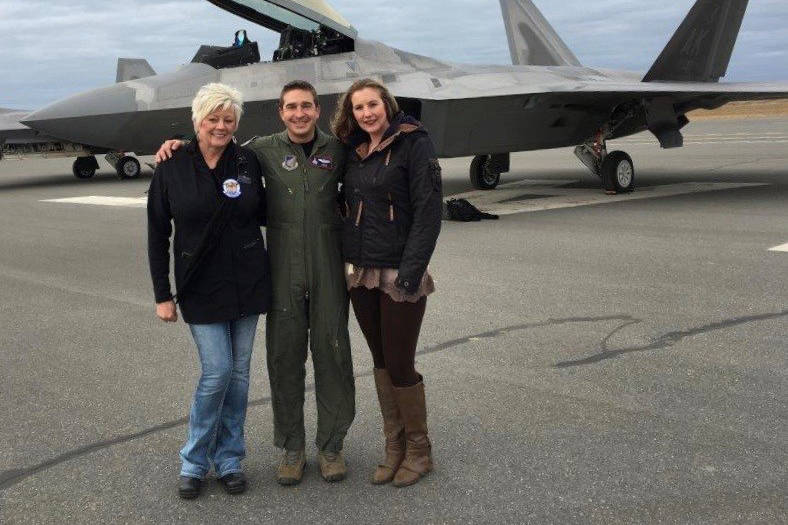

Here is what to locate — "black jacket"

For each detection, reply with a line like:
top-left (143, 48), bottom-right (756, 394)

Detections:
top-left (147, 141), bottom-right (272, 324)
top-left (342, 113), bottom-right (442, 294)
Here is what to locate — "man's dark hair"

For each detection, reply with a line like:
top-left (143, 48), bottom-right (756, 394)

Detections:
top-left (279, 80), bottom-right (319, 109)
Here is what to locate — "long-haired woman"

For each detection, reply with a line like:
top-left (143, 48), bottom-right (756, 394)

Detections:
top-left (332, 78), bottom-right (442, 487)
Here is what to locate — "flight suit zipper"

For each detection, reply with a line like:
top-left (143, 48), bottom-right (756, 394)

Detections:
top-left (298, 144), bottom-right (311, 310)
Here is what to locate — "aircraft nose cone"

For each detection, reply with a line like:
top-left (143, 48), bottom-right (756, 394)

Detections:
top-left (22, 84), bottom-right (138, 148)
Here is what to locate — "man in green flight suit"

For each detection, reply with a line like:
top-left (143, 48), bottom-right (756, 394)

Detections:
top-left (156, 81), bottom-right (354, 485)
top-left (250, 81), bottom-right (354, 485)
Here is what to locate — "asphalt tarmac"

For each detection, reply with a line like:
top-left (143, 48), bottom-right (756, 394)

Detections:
top-left (0, 118), bottom-right (786, 524)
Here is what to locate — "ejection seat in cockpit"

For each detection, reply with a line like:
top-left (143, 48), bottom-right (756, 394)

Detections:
top-left (191, 30), bottom-right (260, 69)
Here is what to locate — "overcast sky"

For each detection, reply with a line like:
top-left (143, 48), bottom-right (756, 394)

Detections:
top-left (1, 0), bottom-right (786, 110)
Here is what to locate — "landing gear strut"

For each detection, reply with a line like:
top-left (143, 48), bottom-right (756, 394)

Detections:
top-left (574, 130), bottom-right (635, 193)
top-left (72, 156), bottom-right (99, 179)
top-left (469, 153), bottom-right (509, 190)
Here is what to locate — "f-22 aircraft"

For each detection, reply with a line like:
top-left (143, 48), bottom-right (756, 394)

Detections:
top-left (2, 0), bottom-right (787, 191)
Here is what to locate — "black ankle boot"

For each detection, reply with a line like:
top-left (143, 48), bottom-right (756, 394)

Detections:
top-left (178, 476), bottom-right (202, 499)
top-left (218, 472), bottom-right (247, 494)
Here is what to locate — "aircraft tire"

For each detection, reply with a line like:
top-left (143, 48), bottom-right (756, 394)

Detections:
top-left (73, 157), bottom-right (97, 179)
top-left (470, 155), bottom-right (500, 190)
top-left (116, 156), bottom-right (141, 180)
top-left (601, 151), bottom-right (634, 193)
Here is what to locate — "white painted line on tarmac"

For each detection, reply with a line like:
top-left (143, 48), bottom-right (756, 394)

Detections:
top-left (768, 242), bottom-right (788, 253)
top-left (41, 196), bottom-right (147, 208)
top-left (614, 138), bottom-right (788, 146)
top-left (452, 181), bottom-right (769, 216)
top-left (616, 133), bottom-right (788, 140)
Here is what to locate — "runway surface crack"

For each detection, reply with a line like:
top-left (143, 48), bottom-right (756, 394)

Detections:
top-left (554, 310), bottom-right (788, 368)
top-left (6, 312), bottom-right (783, 490)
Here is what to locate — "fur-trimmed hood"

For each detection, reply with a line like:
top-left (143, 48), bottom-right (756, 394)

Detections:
top-left (349, 111), bottom-right (426, 160)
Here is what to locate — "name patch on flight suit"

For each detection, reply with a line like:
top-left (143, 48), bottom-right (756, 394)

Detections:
top-left (223, 178), bottom-right (242, 198)
top-left (282, 155), bottom-right (299, 171)
top-left (310, 154), bottom-right (334, 170)
top-left (238, 174), bottom-right (252, 184)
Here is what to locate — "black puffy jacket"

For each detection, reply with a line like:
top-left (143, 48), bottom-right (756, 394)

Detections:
top-left (342, 113), bottom-right (443, 294)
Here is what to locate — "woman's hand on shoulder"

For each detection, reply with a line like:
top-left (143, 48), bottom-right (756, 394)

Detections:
top-left (156, 300), bottom-right (178, 322)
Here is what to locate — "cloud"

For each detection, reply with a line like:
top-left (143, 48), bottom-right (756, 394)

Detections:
top-left (0, 0), bottom-right (785, 109)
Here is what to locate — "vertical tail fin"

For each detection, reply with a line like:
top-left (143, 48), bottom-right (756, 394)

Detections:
top-left (643, 0), bottom-right (749, 82)
top-left (116, 58), bottom-right (156, 83)
top-left (499, 0), bottom-right (581, 66)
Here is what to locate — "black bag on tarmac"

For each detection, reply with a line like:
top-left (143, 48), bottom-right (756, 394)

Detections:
top-left (444, 198), bottom-right (499, 222)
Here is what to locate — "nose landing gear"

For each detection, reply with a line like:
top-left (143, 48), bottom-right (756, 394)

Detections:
top-left (72, 156), bottom-right (99, 179)
top-left (106, 152), bottom-right (141, 180)
top-left (116, 155), bottom-right (141, 180)
top-left (71, 153), bottom-right (142, 180)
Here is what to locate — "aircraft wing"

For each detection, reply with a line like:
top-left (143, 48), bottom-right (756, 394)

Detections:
top-left (393, 68), bottom-right (788, 101)
top-left (0, 108), bottom-right (35, 142)
top-left (0, 107), bottom-right (88, 160)
top-left (390, 74), bottom-right (788, 157)
top-left (0, 109), bottom-right (51, 158)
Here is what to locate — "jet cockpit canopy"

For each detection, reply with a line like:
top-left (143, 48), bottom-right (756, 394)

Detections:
top-left (207, 0), bottom-right (356, 61)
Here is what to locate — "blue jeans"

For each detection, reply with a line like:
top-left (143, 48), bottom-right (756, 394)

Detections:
top-left (180, 315), bottom-right (259, 479)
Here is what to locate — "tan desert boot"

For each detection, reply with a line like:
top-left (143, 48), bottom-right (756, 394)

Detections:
top-left (276, 449), bottom-right (305, 486)
top-left (392, 381), bottom-right (433, 487)
top-left (317, 450), bottom-right (347, 482)
top-left (372, 368), bottom-right (406, 484)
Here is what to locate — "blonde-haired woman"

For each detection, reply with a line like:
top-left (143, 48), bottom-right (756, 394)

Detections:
top-left (332, 78), bottom-right (442, 487)
top-left (148, 83), bottom-right (271, 499)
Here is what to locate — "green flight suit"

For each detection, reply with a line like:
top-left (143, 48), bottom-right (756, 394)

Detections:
top-left (246, 128), bottom-right (354, 453)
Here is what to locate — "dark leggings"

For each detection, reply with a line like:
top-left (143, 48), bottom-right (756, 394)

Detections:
top-left (349, 286), bottom-right (426, 387)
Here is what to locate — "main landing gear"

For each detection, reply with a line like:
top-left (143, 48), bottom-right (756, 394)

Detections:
top-left (469, 153), bottom-right (510, 190)
top-left (574, 130), bottom-right (635, 194)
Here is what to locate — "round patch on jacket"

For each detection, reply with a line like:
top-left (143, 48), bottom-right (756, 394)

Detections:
top-left (282, 154), bottom-right (299, 171)
top-left (223, 178), bottom-right (242, 198)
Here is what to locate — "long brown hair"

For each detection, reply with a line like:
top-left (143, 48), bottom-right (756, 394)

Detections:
top-left (331, 78), bottom-right (400, 142)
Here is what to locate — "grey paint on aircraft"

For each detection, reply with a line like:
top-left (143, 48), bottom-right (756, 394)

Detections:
top-left (116, 59), bottom-right (157, 83)
top-left (499, 0), bottom-right (581, 66)
top-left (644, 0), bottom-right (749, 82)
top-left (7, 0), bottom-right (788, 178)
top-left (0, 109), bottom-right (34, 142)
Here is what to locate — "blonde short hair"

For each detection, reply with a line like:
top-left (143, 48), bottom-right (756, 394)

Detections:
top-left (191, 83), bottom-right (244, 131)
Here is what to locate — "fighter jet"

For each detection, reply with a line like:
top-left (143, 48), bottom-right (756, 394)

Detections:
top-left (4, 0), bottom-right (787, 191)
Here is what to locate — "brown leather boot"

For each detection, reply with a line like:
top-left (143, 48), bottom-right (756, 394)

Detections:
top-left (392, 380), bottom-right (433, 487)
top-left (372, 368), bottom-right (406, 484)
